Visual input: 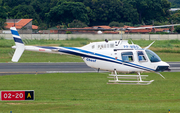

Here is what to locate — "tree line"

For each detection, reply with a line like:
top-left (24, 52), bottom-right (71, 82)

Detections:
top-left (170, 0), bottom-right (180, 8)
top-left (0, 0), bottom-right (179, 30)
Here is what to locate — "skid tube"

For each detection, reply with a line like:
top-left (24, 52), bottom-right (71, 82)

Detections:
top-left (107, 70), bottom-right (154, 85)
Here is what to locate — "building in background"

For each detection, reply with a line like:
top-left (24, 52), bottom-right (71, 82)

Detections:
top-left (4, 19), bottom-right (38, 33)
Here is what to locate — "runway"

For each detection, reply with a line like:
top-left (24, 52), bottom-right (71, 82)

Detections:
top-left (0, 62), bottom-right (179, 75)
top-left (0, 62), bottom-right (101, 75)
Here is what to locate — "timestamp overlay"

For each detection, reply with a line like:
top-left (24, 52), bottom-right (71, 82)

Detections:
top-left (1, 90), bottom-right (34, 101)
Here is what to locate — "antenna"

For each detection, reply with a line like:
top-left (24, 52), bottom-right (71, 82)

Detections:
top-left (131, 40), bottom-right (134, 44)
top-left (14, 19), bottom-right (15, 27)
top-left (144, 41), bottom-right (155, 50)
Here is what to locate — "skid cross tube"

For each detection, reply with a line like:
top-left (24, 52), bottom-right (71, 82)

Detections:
top-left (107, 71), bottom-right (154, 85)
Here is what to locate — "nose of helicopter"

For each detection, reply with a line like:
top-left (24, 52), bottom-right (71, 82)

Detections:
top-left (155, 61), bottom-right (170, 72)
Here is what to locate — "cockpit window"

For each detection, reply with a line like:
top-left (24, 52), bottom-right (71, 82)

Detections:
top-left (145, 49), bottom-right (161, 62)
top-left (121, 52), bottom-right (133, 62)
top-left (137, 51), bottom-right (146, 61)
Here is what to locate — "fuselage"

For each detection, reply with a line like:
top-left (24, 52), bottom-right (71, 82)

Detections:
top-left (12, 40), bottom-right (170, 73)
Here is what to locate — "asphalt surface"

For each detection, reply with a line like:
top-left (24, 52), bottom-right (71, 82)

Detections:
top-left (0, 62), bottom-right (100, 75)
top-left (0, 62), bottom-right (179, 75)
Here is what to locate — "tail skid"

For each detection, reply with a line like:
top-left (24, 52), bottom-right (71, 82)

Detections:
top-left (10, 27), bottom-right (25, 62)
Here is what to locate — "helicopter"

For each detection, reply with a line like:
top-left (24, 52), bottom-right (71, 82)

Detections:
top-left (10, 26), bottom-right (174, 85)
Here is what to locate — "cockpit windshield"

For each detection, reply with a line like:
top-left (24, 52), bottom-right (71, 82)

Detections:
top-left (145, 49), bottom-right (161, 62)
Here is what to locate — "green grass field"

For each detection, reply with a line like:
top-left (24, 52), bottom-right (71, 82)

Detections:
top-left (0, 72), bottom-right (180, 113)
top-left (1, 39), bottom-right (180, 112)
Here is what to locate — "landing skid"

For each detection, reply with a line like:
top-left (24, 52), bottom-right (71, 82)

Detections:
top-left (107, 71), bottom-right (154, 85)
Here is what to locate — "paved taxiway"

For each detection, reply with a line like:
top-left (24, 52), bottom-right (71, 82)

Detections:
top-left (0, 62), bottom-right (100, 75)
top-left (0, 62), bottom-right (179, 75)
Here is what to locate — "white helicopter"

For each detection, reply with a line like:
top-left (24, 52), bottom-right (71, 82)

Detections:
top-left (10, 26), bottom-right (175, 85)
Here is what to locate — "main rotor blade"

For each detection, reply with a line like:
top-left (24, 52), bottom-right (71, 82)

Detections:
top-left (127, 24), bottom-right (180, 30)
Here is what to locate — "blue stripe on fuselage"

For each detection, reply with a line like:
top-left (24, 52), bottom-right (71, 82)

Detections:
top-left (60, 48), bottom-right (154, 71)
top-left (62, 47), bottom-right (155, 71)
top-left (37, 46), bottom-right (155, 71)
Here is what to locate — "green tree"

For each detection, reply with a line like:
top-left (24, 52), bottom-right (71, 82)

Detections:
top-left (174, 25), bottom-right (180, 33)
top-left (46, 2), bottom-right (89, 26)
top-left (109, 21), bottom-right (124, 27)
top-left (122, 0), bottom-right (139, 24)
top-left (84, 0), bottom-right (123, 25)
top-left (153, 21), bottom-right (170, 26)
top-left (170, 11), bottom-right (180, 24)
top-left (33, 19), bottom-right (39, 26)
top-left (0, 6), bottom-right (7, 19)
top-left (68, 20), bottom-right (87, 28)
top-left (0, 6), bottom-right (7, 30)
top-left (0, 0), bottom-right (172, 29)
top-left (38, 23), bottom-right (48, 30)
top-left (2, 0), bottom-right (31, 8)
top-left (83, 0), bottom-right (139, 26)
top-left (0, 18), bottom-right (7, 30)
top-left (30, 0), bottom-right (58, 23)
top-left (57, 23), bottom-right (67, 29)
top-left (131, 0), bottom-right (170, 24)
top-left (9, 5), bottom-right (40, 23)
top-left (171, 0), bottom-right (180, 8)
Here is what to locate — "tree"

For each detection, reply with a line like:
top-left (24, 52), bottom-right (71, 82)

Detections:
top-left (84, 0), bottom-right (124, 25)
top-left (109, 21), bottom-right (124, 27)
top-left (0, 6), bottom-right (7, 19)
top-left (171, 0), bottom-right (180, 8)
top-left (30, 0), bottom-right (58, 23)
top-left (82, 0), bottom-right (139, 26)
top-left (46, 2), bottom-right (89, 27)
top-left (121, 0), bottom-right (139, 24)
top-left (174, 25), bottom-right (180, 33)
top-left (153, 21), bottom-right (170, 26)
top-left (170, 11), bottom-right (180, 24)
top-left (33, 19), bottom-right (39, 26)
top-left (9, 5), bottom-right (40, 21)
top-left (0, 6), bottom-right (7, 30)
top-left (131, 0), bottom-right (171, 24)
top-left (38, 23), bottom-right (48, 30)
top-left (0, 0), bottom-right (172, 28)
top-left (68, 20), bottom-right (87, 28)
top-left (2, 0), bottom-right (31, 8)
top-left (0, 18), bottom-right (7, 30)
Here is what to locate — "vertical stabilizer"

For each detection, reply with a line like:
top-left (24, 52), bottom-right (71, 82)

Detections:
top-left (10, 27), bottom-right (24, 62)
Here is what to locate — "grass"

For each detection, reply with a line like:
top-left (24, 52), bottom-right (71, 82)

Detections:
top-left (22, 38), bottom-right (91, 47)
top-left (0, 48), bottom-right (83, 62)
top-left (18, 51), bottom-right (83, 62)
top-left (0, 72), bottom-right (180, 113)
top-left (1, 39), bottom-right (180, 62)
top-left (157, 52), bottom-right (180, 61)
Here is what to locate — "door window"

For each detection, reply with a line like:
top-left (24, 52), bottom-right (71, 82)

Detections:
top-left (137, 51), bottom-right (146, 61)
top-left (121, 52), bottom-right (133, 62)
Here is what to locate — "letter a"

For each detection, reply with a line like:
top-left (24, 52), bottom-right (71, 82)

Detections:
top-left (27, 93), bottom-right (31, 98)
